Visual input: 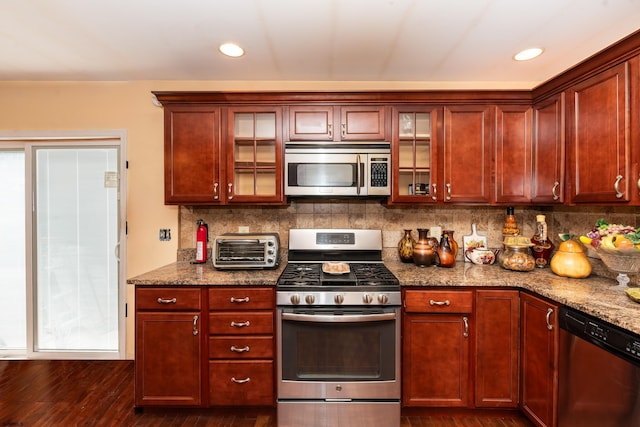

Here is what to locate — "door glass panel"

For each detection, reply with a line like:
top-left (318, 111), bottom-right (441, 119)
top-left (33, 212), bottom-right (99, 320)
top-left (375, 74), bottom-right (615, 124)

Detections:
top-left (0, 151), bottom-right (26, 351)
top-left (35, 147), bottom-right (119, 352)
top-left (397, 112), bottom-right (432, 196)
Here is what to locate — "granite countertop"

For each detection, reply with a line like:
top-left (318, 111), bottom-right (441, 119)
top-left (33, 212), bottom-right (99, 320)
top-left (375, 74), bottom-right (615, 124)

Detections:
top-left (128, 260), bottom-right (640, 336)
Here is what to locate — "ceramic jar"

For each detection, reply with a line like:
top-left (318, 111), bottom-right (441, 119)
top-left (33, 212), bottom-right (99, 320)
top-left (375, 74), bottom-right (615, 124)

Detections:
top-left (412, 228), bottom-right (437, 267)
top-left (437, 230), bottom-right (456, 268)
top-left (398, 229), bottom-right (416, 263)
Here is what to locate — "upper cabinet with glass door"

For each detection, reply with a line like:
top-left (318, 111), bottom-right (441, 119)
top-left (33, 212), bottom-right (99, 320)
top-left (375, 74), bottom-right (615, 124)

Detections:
top-left (391, 107), bottom-right (438, 204)
top-left (226, 107), bottom-right (284, 204)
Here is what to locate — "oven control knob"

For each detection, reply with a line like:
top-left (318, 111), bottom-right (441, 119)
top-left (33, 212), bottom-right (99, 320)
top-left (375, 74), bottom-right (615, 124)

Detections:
top-left (290, 294), bottom-right (301, 305)
top-left (334, 294), bottom-right (344, 304)
top-left (305, 294), bottom-right (316, 305)
top-left (378, 294), bottom-right (389, 304)
top-left (362, 293), bottom-right (373, 304)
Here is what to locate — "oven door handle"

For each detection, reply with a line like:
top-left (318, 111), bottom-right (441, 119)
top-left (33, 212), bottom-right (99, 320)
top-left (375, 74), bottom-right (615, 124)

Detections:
top-left (281, 311), bottom-right (396, 323)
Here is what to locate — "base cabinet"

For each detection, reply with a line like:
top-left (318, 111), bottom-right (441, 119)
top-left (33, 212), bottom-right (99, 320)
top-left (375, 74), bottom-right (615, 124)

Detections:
top-left (135, 287), bottom-right (203, 407)
top-left (403, 289), bottom-right (473, 407)
top-left (520, 292), bottom-right (559, 427)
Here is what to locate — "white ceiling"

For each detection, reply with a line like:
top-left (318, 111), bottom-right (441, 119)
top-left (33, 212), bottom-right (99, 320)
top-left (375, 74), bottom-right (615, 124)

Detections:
top-left (1, 0), bottom-right (640, 89)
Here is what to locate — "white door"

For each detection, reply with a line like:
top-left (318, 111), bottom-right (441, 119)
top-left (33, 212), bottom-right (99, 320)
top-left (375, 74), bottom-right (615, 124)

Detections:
top-left (0, 132), bottom-right (126, 359)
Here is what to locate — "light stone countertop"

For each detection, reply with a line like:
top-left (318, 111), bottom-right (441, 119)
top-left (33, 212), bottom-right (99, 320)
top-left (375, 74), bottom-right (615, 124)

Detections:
top-left (128, 259), bottom-right (640, 336)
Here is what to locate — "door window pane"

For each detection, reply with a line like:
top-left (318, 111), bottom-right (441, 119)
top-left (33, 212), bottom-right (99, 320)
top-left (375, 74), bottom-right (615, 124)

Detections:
top-left (35, 148), bottom-right (119, 352)
top-left (0, 151), bottom-right (26, 350)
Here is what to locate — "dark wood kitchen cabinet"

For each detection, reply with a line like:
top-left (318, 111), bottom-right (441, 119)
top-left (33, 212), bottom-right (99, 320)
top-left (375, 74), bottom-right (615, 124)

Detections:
top-left (162, 102), bottom-right (285, 205)
top-left (135, 287), bottom-right (203, 407)
top-left (391, 106), bottom-right (439, 203)
top-left (442, 105), bottom-right (492, 204)
top-left (288, 105), bottom-right (389, 141)
top-left (520, 292), bottom-right (559, 427)
top-left (567, 62), bottom-right (630, 204)
top-left (531, 94), bottom-right (565, 204)
top-left (208, 287), bottom-right (275, 406)
top-left (224, 106), bottom-right (284, 204)
top-left (403, 289), bottom-right (473, 407)
top-left (475, 289), bottom-right (519, 408)
top-left (164, 105), bottom-right (222, 205)
top-left (494, 105), bottom-right (532, 204)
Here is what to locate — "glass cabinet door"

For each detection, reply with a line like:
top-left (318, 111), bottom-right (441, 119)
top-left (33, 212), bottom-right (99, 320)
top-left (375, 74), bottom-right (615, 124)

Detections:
top-left (393, 108), bottom-right (437, 202)
top-left (228, 107), bottom-right (283, 203)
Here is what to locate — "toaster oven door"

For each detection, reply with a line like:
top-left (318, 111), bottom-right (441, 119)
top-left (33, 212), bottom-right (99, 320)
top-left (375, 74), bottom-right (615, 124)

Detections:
top-left (213, 238), bottom-right (279, 269)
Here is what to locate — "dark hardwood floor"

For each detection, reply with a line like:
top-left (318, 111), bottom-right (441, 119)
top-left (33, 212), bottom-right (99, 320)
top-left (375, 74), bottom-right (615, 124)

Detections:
top-left (0, 360), bottom-right (533, 426)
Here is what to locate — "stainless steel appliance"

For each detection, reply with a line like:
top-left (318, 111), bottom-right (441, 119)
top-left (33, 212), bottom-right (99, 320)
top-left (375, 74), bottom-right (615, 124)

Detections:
top-left (558, 306), bottom-right (640, 427)
top-left (276, 229), bottom-right (401, 427)
top-left (284, 142), bottom-right (391, 197)
top-left (212, 232), bottom-right (280, 269)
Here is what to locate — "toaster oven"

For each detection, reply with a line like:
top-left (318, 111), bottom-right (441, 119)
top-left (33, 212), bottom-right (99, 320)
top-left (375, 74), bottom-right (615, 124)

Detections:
top-left (212, 232), bottom-right (280, 269)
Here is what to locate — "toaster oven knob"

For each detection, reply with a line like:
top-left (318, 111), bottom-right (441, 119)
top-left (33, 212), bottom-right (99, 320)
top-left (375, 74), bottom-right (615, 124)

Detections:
top-left (362, 293), bottom-right (373, 304)
top-left (290, 294), bottom-right (301, 305)
top-left (305, 294), bottom-right (316, 305)
top-left (377, 294), bottom-right (389, 304)
top-left (334, 294), bottom-right (344, 304)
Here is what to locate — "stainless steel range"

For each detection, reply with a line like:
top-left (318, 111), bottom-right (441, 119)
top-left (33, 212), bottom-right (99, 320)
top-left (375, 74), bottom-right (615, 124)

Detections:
top-left (276, 229), bottom-right (401, 427)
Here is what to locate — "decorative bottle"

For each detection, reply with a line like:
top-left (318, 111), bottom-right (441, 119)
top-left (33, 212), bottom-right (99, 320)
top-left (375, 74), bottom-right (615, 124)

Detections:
top-left (442, 229), bottom-right (458, 260)
top-left (501, 206), bottom-right (520, 240)
top-left (412, 228), bottom-right (437, 267)
top-left (437, 231), bottom-right (456, 268)
top-left (398, 229), bottom-right (416, 263)
top-left (531, 215), bottom-right (555, 268)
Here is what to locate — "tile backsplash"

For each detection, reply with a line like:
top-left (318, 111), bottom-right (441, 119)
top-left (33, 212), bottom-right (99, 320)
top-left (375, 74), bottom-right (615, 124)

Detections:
top-left (178, 201), bottom-right (640, 284)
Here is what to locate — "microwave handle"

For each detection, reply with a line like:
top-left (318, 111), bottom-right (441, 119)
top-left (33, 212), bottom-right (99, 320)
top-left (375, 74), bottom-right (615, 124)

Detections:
top-left (356, 154), bottom-right (361, 195)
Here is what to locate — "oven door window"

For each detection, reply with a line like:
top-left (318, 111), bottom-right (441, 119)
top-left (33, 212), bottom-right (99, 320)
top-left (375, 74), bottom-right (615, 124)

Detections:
top-left (281, 309), bottom-right (396, 381)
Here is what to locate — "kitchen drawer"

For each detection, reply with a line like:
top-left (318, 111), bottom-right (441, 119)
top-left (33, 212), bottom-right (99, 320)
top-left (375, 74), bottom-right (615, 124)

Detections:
top-left (209, 312), bottom-right (274, 335)
top-left (136, 287), bottom-right (201, 311)
top-left (209, 287), bottom-right (274, 310)
top-left (209, 360), bottom-right (274, 406)
top-left (404, 290), bottom-right (473, 313)
top-left (209, 336), bottom-right (274, 359)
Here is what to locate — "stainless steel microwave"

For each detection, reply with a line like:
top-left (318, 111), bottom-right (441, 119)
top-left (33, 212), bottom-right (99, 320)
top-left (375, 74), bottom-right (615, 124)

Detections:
top-left (284, 143), bottom-right (391, 197)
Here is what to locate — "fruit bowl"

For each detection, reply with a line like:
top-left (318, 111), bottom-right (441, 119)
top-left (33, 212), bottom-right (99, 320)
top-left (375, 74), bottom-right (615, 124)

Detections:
top-left (594, 247), bottom-right (640, 286)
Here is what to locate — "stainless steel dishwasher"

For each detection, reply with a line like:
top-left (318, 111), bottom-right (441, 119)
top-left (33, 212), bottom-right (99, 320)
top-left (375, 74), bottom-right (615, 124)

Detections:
top-left (558, 306), bottom-right (640, 427)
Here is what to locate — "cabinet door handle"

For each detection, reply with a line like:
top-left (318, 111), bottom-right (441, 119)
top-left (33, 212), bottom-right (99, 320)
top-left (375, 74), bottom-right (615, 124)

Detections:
top-left (445, 183), bottom-right (452, 200)
top-left (328, 124), bottom-right (333, 139)
top-left (614, 175), bottom-right (624, 199)
top-left (431, 183), bottom-right (437, 201)
top-left (231, 321), bottom-right (250, 328)
top-left (193, 315), bottom-right (199, 336)
top-left (213, 182), bottom-right (219, 200)
top-left (157, 297), bottom-right (177, 304)
top-left (546, 308), bottom-right (554, 331)
top-left (231, 377), bottom-right (251, 384)
top-left (429, 299), bottom-right (450, 306)
top-left (462, 316), bottom-right (469, 338)
top-left (341, 123), bottom-right (346, 138)
top-left (230, 345), bottom-right (250, 353)
top-left (552, 181), bottom-right (560, 200)
top-left (227, 183), bottom-right (233, 200)
top-left (230, 296), bottom-right (250, 303)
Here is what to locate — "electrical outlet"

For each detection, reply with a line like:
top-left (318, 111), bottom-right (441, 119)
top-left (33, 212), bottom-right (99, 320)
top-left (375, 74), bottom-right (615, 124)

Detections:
top-left (238, 226), bottom-right (249, 233)
top-left (159, 229), bottom-right (171, 241)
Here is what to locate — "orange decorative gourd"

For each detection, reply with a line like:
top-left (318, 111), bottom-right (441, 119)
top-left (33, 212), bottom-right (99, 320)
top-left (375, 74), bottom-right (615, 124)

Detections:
top-left (550, 237), bottom-right (592, 279)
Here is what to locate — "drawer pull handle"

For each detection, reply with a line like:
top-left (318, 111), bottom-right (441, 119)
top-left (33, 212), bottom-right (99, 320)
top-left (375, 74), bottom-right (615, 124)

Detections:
top-left (193, 315), bottom-right (199, 336)
top-left (230, 296), bottom-right (250, 303)
top-left (157, 297), bottom-right (177, 304)
top-left (231, 345), bottom-right (250, 353)
top-left (231, 377), bottom-right (251, 384)
top-left (231, 321), bottom-right (250, 328)
top-left (429, 299), bottom-right (450, 306)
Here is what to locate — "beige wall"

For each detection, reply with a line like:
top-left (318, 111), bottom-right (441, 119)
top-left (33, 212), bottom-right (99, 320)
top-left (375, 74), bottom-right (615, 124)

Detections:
top-left (1, 80), bottom-right (638, 359)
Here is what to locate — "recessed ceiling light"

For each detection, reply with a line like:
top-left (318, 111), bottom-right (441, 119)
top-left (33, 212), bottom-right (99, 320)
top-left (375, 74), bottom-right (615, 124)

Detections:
top-left (219, 43), bottom-right (245, 58)
top-left (513, 47), bottom-right (544, 61)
